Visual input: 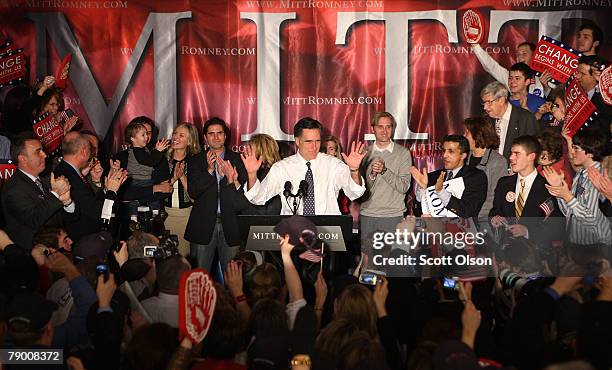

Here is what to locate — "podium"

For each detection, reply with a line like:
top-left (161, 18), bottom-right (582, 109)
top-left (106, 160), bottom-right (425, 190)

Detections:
top-left (237, 215), bottom-right (354, 252)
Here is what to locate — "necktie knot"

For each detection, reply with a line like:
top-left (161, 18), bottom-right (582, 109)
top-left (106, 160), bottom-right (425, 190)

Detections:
top-left (520, 178), bottom-right (526, 188)
top-left (35, 178), bottom-right (45, 194)
top-left (306, 161), bottom-right (311, 168)
top-left (445, 171), bottom-right (454, 181)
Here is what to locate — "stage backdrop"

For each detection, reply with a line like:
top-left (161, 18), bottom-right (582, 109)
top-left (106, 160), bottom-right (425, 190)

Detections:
top-left (1, 0), bottom-right (611, 161)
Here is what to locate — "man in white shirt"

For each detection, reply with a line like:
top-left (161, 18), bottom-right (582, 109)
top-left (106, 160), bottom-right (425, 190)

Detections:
top-left (241, 117), bottom-right (366, 215)
top-left (481, 82), bottom-right (539, 159)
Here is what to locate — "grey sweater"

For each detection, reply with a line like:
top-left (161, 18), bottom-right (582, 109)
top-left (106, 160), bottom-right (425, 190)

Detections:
top-left (360, 143), bottom-right (412, 217)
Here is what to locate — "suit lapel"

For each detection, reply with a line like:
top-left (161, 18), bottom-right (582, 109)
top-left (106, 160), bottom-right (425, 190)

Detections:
top-left (522, 175), bottom-right (546, 217)
top-left (504, 106), bottom-right (519, 157)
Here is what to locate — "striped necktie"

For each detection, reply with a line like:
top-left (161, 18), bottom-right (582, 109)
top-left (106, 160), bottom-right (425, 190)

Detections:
top-left (515, 178), bottom-right (526, 219)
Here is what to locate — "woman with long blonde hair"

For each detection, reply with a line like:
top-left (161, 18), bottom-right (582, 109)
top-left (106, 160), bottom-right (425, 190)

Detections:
top-left (165, 122), bottom-right (201, 254)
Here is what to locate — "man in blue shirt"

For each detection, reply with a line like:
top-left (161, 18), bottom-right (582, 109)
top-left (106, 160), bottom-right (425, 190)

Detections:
top-left (508, 62), bottom-right (546, 116)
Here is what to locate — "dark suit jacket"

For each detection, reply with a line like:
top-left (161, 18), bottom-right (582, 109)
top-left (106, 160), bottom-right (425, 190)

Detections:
top-left (1, 170), bottom-right (69, 248)
top-left (493, 104), bottom-right (540, 159)
top-left (590, 92), bottom-right (612, 139)
top-left (425, 165), bottom-right (488, 219)
top-left (185, 148), bottom-right (247, 246)
top-left (489, 173), bottom-right (564, 246)
top-left (54, 160), bottom-right (116, 241)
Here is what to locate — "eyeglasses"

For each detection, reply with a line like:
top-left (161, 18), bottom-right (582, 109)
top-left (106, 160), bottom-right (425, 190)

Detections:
top-left (481, 96), bottom-right (501, 107)
top-left (571, 145), bottom-right (585, 152)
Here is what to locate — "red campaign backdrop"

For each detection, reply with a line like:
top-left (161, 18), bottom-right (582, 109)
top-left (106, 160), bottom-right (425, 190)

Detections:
top-left (0, 0), bottom-right (611, 165)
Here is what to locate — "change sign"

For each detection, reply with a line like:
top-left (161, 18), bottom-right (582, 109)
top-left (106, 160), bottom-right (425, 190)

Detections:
top-left (33, 113), bottom-right (64, 155)
top-left (563, 77), bottom-right (599, 137)
top-left (530, 36), bottom-right (581, 84)
top-left (0, 48), bottom-right (26, 88)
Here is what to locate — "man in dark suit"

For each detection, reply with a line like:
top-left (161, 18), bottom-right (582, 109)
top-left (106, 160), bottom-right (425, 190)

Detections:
top-left (53, 132), bottom-right (126, 242)
top-left (481, 81), bottom-right (539, 159)
top-left (186, 117), bottom-right (247, 272)
top-left (2, 134), bottom-right (75, 249)
top-left (576, 55), bottom-right (611, 139)
top-left (489, 135), bottom-right (564, 247)
top-left (411, 135), bottom-right (488, 219)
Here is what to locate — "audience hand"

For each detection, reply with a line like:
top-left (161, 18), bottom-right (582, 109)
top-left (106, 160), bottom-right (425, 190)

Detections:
top-left (545, 179), bottom-right (572, 201)
top-left (224, 260), bottom-right (244, 299)
top-left (97, 273), bottom-right (117, 309)
top-left (155, 138), bottom-right (170, 152)
top-left (410, 166), bottom-right (428, 188)
top-left (46, 252), bottom-right (79, 280)
top-left (539, 70), bottom-right (553, 87)
top-left (434, 171), bottom-right (445, 192)
top-left (113, 241), bottom-right (128, 267)
top-left (490, 215), bottom-right (507, 228)
top-left (314, 272), bottom-right (328, 310)
top-left (62, 116), bottom-right (79, 134)
top-left (206, 150), bottom-right (218, 174)
top-left (31, 244), bottom-right (48, 266)
top-left (0, 229), bottom-right (14, 250)
top-left (280, 234), bottom-right (294, 256)
top-left (373, 276), bottom-right (389, 318)
top-left (461, 300), bottom-right (481, 349)
top-left (587, 167), bottom-right (612, 201)
top-left (507, 224), bottom-right (528, 238)
top-left (105, 168), bottom-right (128, 192)
top-left (240, 145), bottom-right (263, 175)
top-left (542, 166), bottom-right (564, 187)
top-left (50, 173), bottom-right (71, 196)
top-left (172, 161), bottom-right (185, 183)
top-left (153, 181), bottom-right (172, 193)
top-left (90, 159), bottom-right (104, 183)
top-left (341, 141), bottom-right (367, 170)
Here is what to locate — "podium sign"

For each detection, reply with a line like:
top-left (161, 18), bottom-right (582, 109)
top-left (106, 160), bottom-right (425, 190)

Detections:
top-left (246, 225), bottom-right (346, 251)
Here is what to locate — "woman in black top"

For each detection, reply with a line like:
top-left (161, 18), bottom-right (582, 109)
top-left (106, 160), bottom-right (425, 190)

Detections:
top-left (165, 122), bottom-right (201, 255)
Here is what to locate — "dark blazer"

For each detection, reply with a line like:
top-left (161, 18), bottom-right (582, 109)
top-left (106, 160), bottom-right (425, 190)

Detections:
top-left (425, 165), bottom-right (488, 219)
top-left (489, 173), bottom-right (564, 245)
top-left (494, 104), bottom-right (540, 159)
top-left (1, 170), bottom-right (68, 249)
top-left (590, 92), bottom-right (612, 139)
top-left (54, 160), bottom-right (116, 241)
top-left (185, 148), bottom-right (247, 246)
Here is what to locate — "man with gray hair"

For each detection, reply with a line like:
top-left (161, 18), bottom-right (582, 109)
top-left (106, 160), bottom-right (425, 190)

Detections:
top-left (480, 81), bottom-right (539, 159)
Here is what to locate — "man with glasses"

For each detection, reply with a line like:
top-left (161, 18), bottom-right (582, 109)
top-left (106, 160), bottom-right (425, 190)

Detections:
top-left (543, 127), bottom-right (610, 245)
top-left (480, 82), bottom-right (539, 159)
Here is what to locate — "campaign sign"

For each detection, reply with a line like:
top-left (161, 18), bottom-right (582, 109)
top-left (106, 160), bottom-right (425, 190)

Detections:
top-left (0, 41), bottom-right (14, 55)
top-left (179, 269), bottom-right (216, 343)
top-left (33, 113), bottom-right (64, 154)
top-left (55, 54), bottom-right (72, 90)
top-left (0, 159), bottom-right (16, 184)
top-left (0, 49), bottom-right (26, 88)
top-left (564, 77), bottom-right (598, 137)
top-left (462, 9), bottom-right (485, 44)
top-left (530, 36), bottom-right (581, 84)
top-left (422, 177), bottom-right (465, 218)
top-left (600, 65), bottom-right (612, 106)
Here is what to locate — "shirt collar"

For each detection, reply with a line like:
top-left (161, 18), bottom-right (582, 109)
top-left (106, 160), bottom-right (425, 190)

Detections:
top-left (296, 151), bottom-right (319, 165)
top-left (19, 168), bottom-right (38, 182)
top-left (518, 168), bottom-right (538, 183)
top-left (501, 103), bottom-right (512, 122)
top-left (373, 141), bottom-right (394, 153)
top-left (448, 165), bottom-right (463, 178)
top-left (63, 159), bottom-right (82, 176)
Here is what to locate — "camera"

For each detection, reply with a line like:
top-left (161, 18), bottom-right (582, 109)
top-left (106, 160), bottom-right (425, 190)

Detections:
top-left (499, 268), bottom-right (538, 293)
top-left (359, 269), bottom-right (385, 285)
top-left (153, 234), bottom-right (180, 259)
top-left (443, 276), bottom-right (459, 290)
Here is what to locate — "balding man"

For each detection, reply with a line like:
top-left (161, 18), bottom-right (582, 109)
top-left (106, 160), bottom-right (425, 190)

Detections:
top-left (54, 132), bottom-right (126, 241)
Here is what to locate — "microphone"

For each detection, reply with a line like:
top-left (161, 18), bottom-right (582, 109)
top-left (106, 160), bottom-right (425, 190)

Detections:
top-left (297, 180), bottom-right (309, 197)
top-left (283, 181), bottom-right (293, 198)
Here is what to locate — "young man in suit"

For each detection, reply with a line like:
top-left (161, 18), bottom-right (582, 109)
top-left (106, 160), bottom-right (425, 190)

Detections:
top-left (186, 117), bottom-right (247, 272)
top-left (2, 134), bottom-right (75, 249)
top-left (411, 135), bottom-right (488, 219)
top-left (54, 132), bottom-right (126, 242)
top-left (489, 135), bottom-right (563, 247)
top-left (481, 81), bottom-right (539, 159)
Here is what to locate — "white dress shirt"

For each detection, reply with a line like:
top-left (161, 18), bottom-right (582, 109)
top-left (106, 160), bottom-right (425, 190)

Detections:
top-left (515, 168), bottom-right (538, 205)
top-left (372, 140), bottom-right (394, 153)
top-left (19, 169), bottom-right (75, 213)
top-left (497, 104), bottom-right (513, 156)
top-left (244, 152), bottom-right (365, 215)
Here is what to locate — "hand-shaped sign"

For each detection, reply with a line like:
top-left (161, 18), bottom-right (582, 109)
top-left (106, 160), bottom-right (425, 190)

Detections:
top-left (462, 9), bottom-right (485, 45)
top-left (179, 268), bottom-right (217, 343)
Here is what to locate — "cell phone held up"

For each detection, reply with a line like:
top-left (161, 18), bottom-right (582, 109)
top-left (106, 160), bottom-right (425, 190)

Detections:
top-left (359, 269), bottom-right (386, 286)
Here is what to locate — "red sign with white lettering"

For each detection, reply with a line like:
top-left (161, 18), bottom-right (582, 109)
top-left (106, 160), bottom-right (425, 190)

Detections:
top-left (564, 77), bottom-right (598, 137)
top-left (179, 269), bottom-right (216, 343)
top-left (0, 49), bottom-right (27, 87)
top-left (55, 54), bottom-right (72, 90)
top-left (0, 160), bottom-right (16, 184)
top-left (462, 9), bottom-right (485, 45)
top-left (530, 36), bottom-right (581, 84)
top-left (33, 113), bottom-right (64, 154)
top-left (600, 65), bottom-right (612, 106)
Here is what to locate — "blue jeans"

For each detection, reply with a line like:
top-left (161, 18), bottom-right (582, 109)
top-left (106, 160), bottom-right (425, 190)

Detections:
top-left (190, 218), bottom-right (239, 274)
